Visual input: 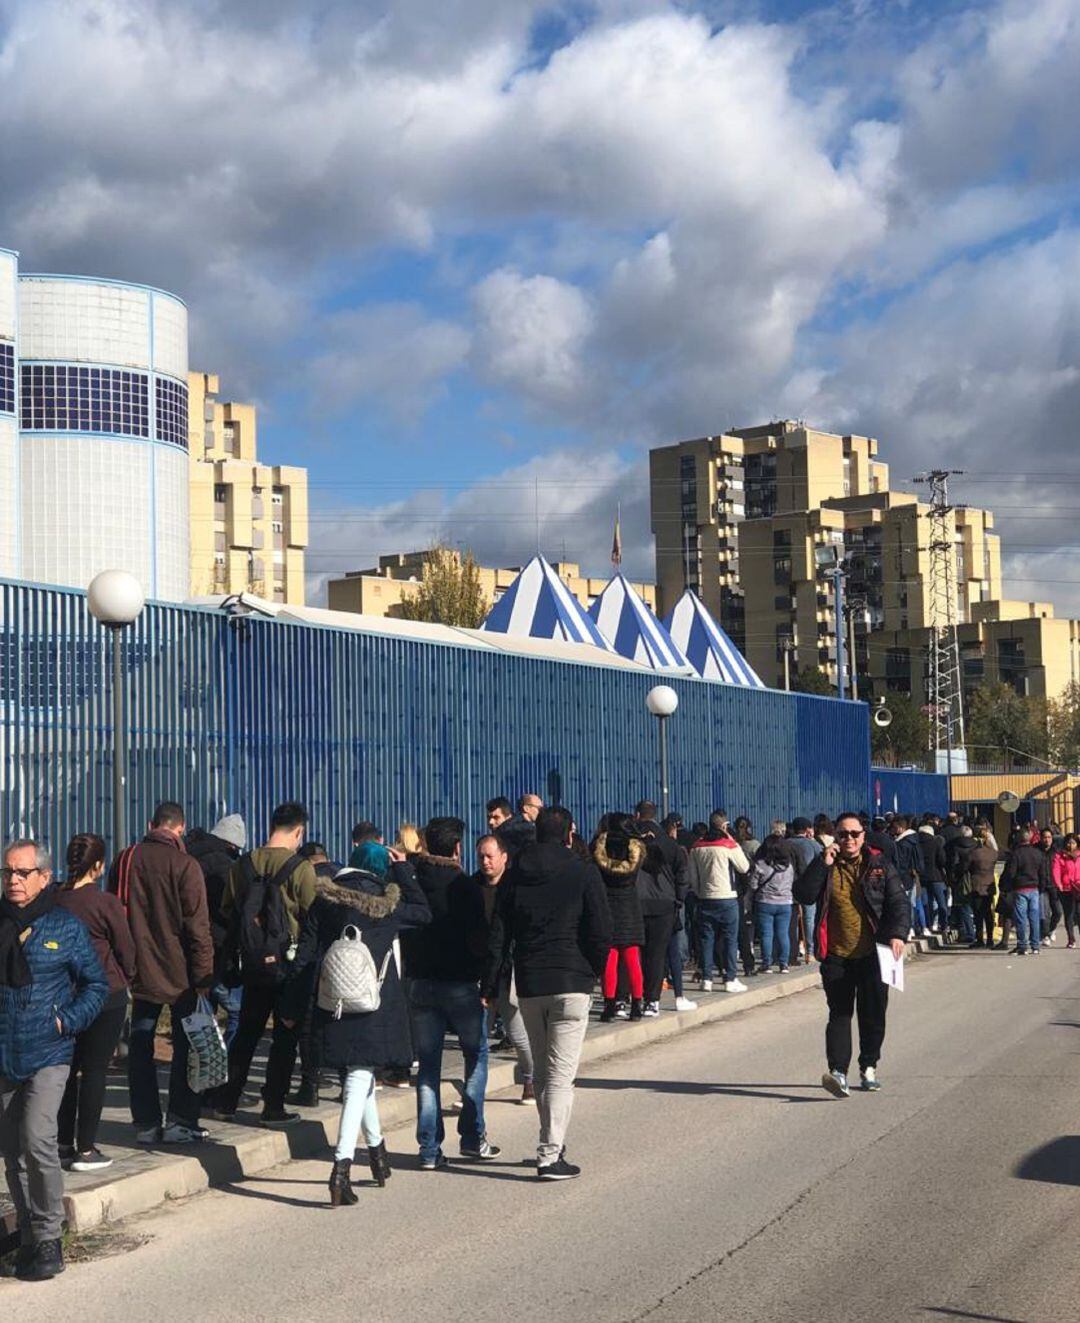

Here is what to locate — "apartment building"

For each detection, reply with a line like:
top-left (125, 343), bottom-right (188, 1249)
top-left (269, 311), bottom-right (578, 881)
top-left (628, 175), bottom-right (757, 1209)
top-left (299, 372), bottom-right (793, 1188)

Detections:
top-left (188, 372), bottom-right (308, 603)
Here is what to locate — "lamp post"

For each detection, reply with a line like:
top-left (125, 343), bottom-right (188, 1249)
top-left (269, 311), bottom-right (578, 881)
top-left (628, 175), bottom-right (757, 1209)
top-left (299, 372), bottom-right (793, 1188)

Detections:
top-left (645, 684), bottom-right (679, 818)
top-left (88, 570), bottom-right (146, 857)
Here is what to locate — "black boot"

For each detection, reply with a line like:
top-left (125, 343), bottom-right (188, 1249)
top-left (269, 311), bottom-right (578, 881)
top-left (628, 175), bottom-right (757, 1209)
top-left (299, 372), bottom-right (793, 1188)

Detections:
top-left (629, 998), bottom-right (644, 1021)
top-left (18, 1239), bottom-right (64, 1281)
top-left (329, 1159), bottom-right (358, 1207)
top-left (0, 1244), bottom-right (36, 1278)
top-left (368, 1140), bottom-right (392, 1187)
top-left (599, 998), bottom-right (617, 1023)
top-left (288, 1080), bottom-right (320, 1108)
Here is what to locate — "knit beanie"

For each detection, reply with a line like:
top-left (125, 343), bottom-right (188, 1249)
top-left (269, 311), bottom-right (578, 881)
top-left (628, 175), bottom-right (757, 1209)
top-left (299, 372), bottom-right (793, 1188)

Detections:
top-left (212, 814), bottom-right (247, 852)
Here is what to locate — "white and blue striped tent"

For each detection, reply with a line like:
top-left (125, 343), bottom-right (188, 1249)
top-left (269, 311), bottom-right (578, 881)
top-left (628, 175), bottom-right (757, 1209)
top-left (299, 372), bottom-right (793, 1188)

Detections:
top-left (664, 590), bottom-right (765, 687)
top-left (481, 555), bottom-right (614, 650)
top-left (588, 574), bottom-right (692, 672)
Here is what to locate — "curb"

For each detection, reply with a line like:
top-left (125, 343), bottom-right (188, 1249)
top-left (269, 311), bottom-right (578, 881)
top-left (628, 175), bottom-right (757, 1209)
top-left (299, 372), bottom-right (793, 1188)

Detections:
top-left (44, 942), bottom-right (929, 1233)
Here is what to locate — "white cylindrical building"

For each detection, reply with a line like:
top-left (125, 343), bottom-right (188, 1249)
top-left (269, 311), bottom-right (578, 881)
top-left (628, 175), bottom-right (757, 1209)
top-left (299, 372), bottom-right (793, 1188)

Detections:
top-left (0, 248), bottom-right (190, 600)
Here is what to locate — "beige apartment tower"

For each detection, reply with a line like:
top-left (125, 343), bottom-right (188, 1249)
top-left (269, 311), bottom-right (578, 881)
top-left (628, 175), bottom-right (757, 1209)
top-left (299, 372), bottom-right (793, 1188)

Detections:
top-left (188, 372), bottom-right (308, 603)
top-left (650, 420), bottom-right (1008, 693)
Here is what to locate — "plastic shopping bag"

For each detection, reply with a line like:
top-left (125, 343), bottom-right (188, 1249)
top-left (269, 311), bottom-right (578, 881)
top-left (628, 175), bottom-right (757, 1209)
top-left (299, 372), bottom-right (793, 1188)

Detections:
top-left (181, 994), bottom-right (229, 1094)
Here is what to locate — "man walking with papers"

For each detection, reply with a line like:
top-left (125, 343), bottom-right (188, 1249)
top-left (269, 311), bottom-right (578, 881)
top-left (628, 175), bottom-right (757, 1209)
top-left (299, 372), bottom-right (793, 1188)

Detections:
top-left (794, 812), bottom-right (910, 1099)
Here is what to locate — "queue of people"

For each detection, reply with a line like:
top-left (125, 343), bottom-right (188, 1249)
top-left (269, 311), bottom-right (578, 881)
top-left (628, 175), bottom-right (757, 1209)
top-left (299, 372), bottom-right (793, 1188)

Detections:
top-left (0, 790), bottom-right (1069, 1281)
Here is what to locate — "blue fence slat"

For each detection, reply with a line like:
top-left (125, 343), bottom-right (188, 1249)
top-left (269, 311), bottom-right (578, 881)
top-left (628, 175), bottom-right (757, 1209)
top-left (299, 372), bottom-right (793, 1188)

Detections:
top-left (870, 767), bottom-right (950, 817)
top-left (1, 578), bottom-right (880, 860)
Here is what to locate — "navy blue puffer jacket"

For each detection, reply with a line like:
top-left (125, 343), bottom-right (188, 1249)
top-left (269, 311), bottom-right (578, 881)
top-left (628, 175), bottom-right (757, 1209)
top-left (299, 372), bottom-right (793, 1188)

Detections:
top-left (0, 905), bottom-right (108, 1082)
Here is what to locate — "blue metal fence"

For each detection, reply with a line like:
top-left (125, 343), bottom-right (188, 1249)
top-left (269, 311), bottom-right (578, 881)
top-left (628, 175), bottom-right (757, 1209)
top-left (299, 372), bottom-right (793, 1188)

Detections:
top-left (1, 578), bottom-right (876, 859)
top-left (870, 767), bottom-right (950, 818)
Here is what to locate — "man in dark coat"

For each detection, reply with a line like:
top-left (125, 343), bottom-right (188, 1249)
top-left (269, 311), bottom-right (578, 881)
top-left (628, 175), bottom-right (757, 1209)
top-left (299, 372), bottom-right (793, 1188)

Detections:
top-left (186, 813), bottom-right (247, 1047)
top-left (399, 817), bottom-right (498, 1169)
top-left (108, 800), bottom-right (214, 1144)
top-left (484, 806), bottom-right (612, 1181)
top-left (795, 812), bottom-right (909, 1100)
top-left (495, 793), bottom-right (543, 858)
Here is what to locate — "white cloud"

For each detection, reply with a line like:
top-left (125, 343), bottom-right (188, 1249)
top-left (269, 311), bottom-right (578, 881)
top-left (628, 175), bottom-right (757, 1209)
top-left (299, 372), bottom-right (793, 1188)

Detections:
top-left (472, 269), bottom-right (595, 408)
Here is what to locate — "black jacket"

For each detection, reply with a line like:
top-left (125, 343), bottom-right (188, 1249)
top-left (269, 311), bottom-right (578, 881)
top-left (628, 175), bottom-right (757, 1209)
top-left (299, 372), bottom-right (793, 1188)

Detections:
top-left (949, 835), bottom-right (977, 884)
top-left (399, 854), bottom-right (488, 983)
top-left (285, 869), bottom-right (431, 1072)
top-left (483, 842), bottom-right (612, 999)
top-left (593, 837), bottom-right (646, 945)
top-left (185, 828), bottom-right (241, 962)
top-left (794, 848), bottom-right (910, 956)
top-left (916, 831), bottom-right (947, 885)
top-left (1002, 844), bottom-right (1051, 892)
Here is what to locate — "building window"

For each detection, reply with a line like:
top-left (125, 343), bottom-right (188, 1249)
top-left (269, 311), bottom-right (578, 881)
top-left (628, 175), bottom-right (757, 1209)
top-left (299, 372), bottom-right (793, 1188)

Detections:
top-left (154, 377), bottom-right (189, 449)
top-left (20, 364), bottom-right (149, 436)
top-left (0, 342), bottom-right (13, 415)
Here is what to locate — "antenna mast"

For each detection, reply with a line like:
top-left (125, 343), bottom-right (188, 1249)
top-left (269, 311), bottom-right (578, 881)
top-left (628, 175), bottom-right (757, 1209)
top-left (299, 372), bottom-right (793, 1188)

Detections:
top-left (914, 469), bottom-right (966, 774)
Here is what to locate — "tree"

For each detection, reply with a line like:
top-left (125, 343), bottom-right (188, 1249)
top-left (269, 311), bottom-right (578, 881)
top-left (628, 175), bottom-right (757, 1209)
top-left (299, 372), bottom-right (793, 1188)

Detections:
top-left (792, 666), bottom-right (835, 697)
top-left (966, 681), bottom-right (1048, 766)
top-left (870, 692), bottom-right (930, 767)
top-left (1048, 680), bottom-right (1080, 770)
top-left (398, 544), bottom-right (490, 628)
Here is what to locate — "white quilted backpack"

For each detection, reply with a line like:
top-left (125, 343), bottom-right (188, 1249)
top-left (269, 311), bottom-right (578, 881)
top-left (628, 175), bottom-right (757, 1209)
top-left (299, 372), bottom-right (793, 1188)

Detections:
top-left (317, 926), bottom-right (394, 1019)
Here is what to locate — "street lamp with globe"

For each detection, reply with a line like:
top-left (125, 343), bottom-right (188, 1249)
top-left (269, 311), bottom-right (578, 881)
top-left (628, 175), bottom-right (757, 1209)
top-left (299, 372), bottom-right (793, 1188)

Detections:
top-left (645, 684), bottom-right (679, 818)
top-left (87, 570), bottom-right (146, 855)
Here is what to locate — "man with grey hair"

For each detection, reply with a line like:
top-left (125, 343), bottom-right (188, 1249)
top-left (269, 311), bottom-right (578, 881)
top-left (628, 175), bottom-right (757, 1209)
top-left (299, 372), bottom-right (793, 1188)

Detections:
top-left (0, 839), bottom-right (107, 1281)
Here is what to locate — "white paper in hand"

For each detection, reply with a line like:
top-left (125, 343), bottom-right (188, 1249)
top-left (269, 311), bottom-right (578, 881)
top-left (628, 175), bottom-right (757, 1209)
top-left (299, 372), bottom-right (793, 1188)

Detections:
top-left (876, 942), bottom-right (905, 992)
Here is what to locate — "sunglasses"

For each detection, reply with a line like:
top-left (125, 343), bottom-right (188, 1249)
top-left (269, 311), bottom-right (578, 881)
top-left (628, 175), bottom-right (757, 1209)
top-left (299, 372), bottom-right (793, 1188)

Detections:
top-left (835, 830), bottom-right (865, 841)
top-left (0, 867), bottom-right (41, 881)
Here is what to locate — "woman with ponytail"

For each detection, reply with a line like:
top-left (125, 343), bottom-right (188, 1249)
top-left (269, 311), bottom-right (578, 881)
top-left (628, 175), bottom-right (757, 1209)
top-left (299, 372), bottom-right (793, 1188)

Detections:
top-left (55, 833), bottom-right (136, 1171)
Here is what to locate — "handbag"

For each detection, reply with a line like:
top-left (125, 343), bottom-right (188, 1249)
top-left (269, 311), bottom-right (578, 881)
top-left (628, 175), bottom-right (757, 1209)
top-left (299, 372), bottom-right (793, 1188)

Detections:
top-left (181, 994), bottom-right (228, 1094)
top-left (317, 926), bottom-right (394, 1019)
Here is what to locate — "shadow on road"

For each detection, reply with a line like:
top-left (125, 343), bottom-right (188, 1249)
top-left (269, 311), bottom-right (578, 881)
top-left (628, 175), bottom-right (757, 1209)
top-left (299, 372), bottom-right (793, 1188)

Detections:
top-left (918, 1308), bottom-right (1028, 1322)
top-left (575, 1079), bottom-right (828, 1104)
top-left (1014, 1135), bottom-right (1080, 1186)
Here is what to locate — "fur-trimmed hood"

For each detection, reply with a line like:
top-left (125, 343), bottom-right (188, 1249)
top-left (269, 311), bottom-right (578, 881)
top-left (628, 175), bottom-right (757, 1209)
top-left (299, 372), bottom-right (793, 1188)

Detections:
top-left (315, 870), bottom-right (401, 920)
top-left (592, 835), bottom-right (646, 880)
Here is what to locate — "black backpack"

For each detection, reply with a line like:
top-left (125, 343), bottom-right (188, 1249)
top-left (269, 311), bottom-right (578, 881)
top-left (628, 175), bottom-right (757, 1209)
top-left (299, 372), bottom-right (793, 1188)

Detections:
top-left (232, 853), bottom-right (303, 987)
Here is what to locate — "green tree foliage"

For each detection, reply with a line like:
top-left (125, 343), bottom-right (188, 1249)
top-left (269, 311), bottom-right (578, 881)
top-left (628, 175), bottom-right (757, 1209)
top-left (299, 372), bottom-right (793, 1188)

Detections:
top-left (966, 681), bottom-right (1048, 765)
top-left (398, 545), bottom-right (490, 628)
top-left (793, 666), bottom-right (835, 696)
top-left (870, 693), bottom-right (930, 767)
top-left (1048, 680), bottom-right (1080, 770)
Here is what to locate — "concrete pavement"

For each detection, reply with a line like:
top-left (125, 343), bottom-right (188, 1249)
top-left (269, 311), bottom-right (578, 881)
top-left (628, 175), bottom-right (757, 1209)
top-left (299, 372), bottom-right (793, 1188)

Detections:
top-left (7, 943), bottom-right (1080, 1321)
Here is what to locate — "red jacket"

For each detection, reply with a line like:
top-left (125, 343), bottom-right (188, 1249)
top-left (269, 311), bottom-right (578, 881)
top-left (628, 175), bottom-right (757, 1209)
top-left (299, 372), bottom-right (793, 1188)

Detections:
top-left (1052, 852), bottom-right (1080, 893)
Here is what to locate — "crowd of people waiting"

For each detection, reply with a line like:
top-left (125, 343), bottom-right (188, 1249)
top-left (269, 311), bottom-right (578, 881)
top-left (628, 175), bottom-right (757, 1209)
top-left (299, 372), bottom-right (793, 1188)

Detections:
top-left (0, 791), bottom-right (1066, 1280)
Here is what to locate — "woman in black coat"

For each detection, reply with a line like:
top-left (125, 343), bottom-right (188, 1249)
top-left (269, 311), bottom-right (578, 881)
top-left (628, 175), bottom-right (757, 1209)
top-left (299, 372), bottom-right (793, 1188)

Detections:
top-left (286, 851), bottom-right (430, 1206)
top-left (592, 816), bottom-right (646, 1022)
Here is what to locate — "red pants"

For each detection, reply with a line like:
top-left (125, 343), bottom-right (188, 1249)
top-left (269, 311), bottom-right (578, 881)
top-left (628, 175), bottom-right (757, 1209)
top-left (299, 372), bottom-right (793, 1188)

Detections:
top-left (602, 944), bottom-right (643, 999)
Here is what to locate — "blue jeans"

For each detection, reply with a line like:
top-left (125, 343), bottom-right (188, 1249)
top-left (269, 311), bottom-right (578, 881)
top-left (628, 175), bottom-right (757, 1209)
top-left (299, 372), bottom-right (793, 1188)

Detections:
top-left (335, 1068), bottom-right (382, 1160)
top-left (697, 897), bottom-right (740, 983)
top-left (910, 887), bottom-right (928, 933)
top-left (957, 897), bottom-right (976, 942)
top-left (209, 982), bottom-right (242, 1048)
top-left (756, 902), bottom-right (792, 967)
top-left (128, 997), bottom-right (201, 1129)
top-left (408, 979), bottom-right (488, 1161)
top-left (926, 881), bottom-right (949, 931)
top-left (800, 903), bottom-right (818, 958)
top-left (1013, 890), bottom-right (1042, 952)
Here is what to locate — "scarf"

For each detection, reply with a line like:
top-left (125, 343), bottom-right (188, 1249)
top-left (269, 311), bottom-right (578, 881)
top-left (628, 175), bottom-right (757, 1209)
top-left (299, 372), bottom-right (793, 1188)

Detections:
top-left (0, 887), bottom-right (57, 990)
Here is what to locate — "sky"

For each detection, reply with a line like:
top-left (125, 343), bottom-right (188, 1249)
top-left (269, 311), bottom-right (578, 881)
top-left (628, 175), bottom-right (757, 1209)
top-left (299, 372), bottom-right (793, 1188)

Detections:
top-left (2, 0), bottom-right (1079, 608)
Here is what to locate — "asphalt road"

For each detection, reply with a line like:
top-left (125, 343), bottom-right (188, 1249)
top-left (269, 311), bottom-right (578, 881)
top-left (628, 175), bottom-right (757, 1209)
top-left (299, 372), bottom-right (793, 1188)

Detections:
top-left (8, 946), bottom-right (1080, 1323)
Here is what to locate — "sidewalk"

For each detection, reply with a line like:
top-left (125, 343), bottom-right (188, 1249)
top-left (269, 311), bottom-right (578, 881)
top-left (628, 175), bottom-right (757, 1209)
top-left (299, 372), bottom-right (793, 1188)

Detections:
top-left (4, 945), bottom-right (931, 1235)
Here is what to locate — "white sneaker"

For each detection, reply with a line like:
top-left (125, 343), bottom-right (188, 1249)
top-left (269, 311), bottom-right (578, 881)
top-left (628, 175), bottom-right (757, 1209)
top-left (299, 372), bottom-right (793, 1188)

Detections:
top-left (674, 996), bottom-right (698, 1012)
top-left (822, 1069), bottom-right (850, 1099)
top-left (643, 1001), bottom-right (660, 1017)
top-left (1042, 937), bottom-right (1051, 946)
top-left (701, 979), bottom-right (713, 992)
top-left (614, 1002), bottom-right (630, 1020)
top-left (859, 1067), bottom-right (882, 1092)
top-left (1050, 933), bottom-right (1057, 943)
top-left (722, 978), bottom-right (748, 993)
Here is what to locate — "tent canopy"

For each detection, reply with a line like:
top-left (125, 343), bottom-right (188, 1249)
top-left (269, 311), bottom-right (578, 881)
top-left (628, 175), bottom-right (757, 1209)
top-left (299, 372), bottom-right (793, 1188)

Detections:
top-left (664, 590), bottom-right (765, 687)
top-left (588, 574), bottom-right (692, 672)
top-left (480, 555), bottom-right (613, 651)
